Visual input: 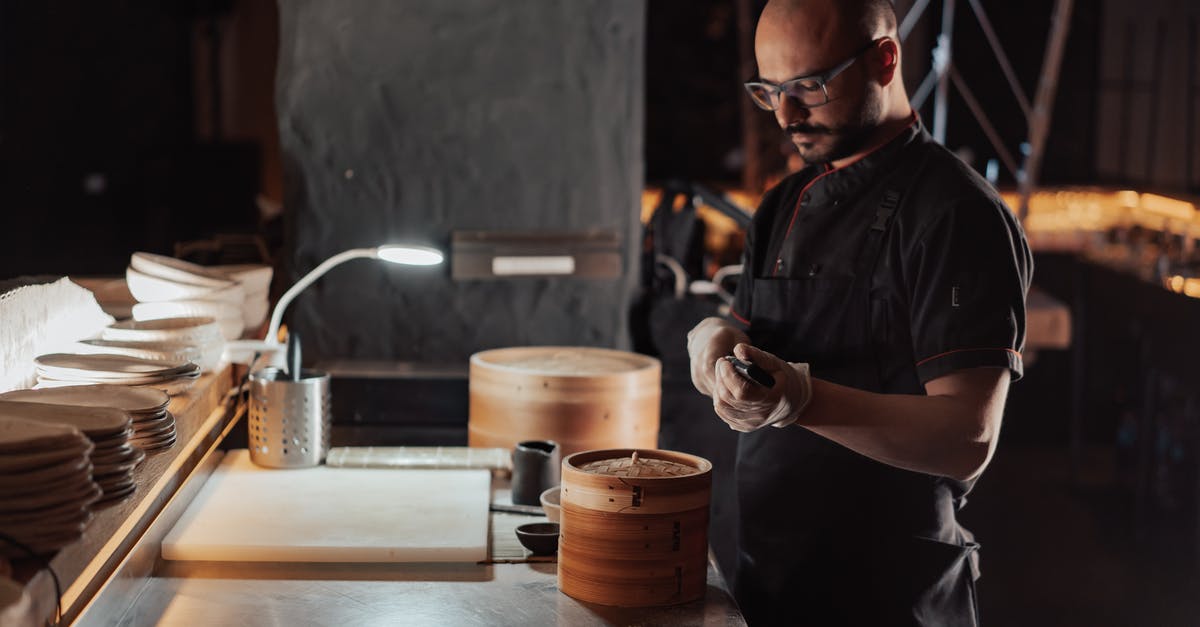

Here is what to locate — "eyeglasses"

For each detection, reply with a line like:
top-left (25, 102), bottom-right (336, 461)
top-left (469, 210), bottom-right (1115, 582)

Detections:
top-left (743, 40), bottom-right (878, 111)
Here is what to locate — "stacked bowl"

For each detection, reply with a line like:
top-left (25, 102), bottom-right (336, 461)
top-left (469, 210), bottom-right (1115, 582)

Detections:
top-left (0, 401), bottom-right (147, 512)
top-left (0, 417), bottom-right (101, 556)
top-left (0, 385), bottom-right (177, 455)
top-left (98, 317), bottom-right (224, 374)
top-left (214, 264), bottom-right (273, 337)
top-left (0, 402), bottom-right (145, 506)
top-left (126, 253), bottom-right (272, 341)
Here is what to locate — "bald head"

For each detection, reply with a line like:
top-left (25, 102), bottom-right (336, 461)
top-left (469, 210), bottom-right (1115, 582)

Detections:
top-left (760, 0), bottom-right (897, 48)
top-left (752, 0), bottom-right (910, 166)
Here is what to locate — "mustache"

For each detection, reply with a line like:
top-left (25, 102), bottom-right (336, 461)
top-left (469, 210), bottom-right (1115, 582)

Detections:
top-left (786, 123), bottom-right (834, 135)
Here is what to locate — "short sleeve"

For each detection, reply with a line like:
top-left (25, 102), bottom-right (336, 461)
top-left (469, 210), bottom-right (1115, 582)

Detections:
top-left (907, 198), bottom-right (1032, 383)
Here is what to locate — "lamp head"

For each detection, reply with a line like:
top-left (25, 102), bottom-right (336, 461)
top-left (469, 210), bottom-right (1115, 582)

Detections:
top-left (375, 244), bottom-right (444, 266)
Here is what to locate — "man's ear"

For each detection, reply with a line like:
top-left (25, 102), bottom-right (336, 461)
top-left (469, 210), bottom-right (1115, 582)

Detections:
top-left (876, 38), bottom-right (900, 86)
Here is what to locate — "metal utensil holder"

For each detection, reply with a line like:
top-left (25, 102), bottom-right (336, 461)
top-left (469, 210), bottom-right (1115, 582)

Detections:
top-left (248, 367), bottom-right (331, 468)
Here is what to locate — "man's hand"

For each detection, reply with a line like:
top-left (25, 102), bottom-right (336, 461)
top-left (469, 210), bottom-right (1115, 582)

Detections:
top-left (712, 343), bottom-right (812, 432)
top-left (686, 317), bottom-right (750, 397)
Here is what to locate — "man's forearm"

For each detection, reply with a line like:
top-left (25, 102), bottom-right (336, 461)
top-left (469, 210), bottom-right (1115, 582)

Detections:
top-left (795, 368), bottom-right (1009, 481)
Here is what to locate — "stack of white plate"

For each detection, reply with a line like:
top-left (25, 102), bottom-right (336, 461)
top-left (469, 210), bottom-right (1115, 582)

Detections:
top-left (0, 416), bottom-right (101, 557)
top-left (126, 253), bottom-right (272, 340)
top-left (71, 338), bottom-right (205, 370)
top-left (33, 354), bottom-right (200, 396)
top-left (0, 401), bottom-right (144, 505)
top-left (0, 385), bottom-right (177, 455)
top-left (100, 317), bottom-right (223, 373)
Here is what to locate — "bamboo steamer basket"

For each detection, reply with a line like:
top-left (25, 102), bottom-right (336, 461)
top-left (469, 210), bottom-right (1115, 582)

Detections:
top-left (468, 347), bottom-right (660, 456)
top-left (558, 448), bottom-right (712, 607)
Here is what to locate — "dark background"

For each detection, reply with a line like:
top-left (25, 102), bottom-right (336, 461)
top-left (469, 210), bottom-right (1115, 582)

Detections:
top-left (4, 1), bottom-right (1200, 624)
top-left (0, 0), bottom-right (1140, 280)
top-left (273, 0), bottom-right (644, 364)
top-left (1, 1), bottom-right (1190, 276)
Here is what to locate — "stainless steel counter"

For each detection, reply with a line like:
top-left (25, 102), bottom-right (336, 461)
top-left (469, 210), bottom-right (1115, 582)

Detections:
top-left (74, 446), bottom-right (746, 626)
top-left (112, 557), bottom-right (743, 626)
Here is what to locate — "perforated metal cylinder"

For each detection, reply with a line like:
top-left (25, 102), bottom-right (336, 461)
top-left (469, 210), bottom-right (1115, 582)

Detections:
top-left (247, 367), bottom-right (331, 468)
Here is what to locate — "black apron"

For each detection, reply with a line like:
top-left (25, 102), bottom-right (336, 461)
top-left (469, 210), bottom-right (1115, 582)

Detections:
top-left (733, 147), bottom-right (981, 626)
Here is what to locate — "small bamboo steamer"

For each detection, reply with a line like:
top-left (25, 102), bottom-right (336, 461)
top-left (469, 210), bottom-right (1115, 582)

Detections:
top-left (468, 347), bottom-right (660, 456)
top-left (558, 448), bottom-right (712, 607)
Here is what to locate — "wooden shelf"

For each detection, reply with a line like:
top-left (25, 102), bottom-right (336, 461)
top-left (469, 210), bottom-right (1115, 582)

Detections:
top-left (12, 365), bottom-right (236, 625)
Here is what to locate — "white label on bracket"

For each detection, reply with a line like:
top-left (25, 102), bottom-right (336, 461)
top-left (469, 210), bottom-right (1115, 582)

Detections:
top-left (492, 256), bottom-right (576, 276)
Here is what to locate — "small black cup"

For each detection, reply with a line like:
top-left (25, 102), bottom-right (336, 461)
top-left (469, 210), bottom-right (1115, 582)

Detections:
top-left (511, 440), bottom-right (561, 506)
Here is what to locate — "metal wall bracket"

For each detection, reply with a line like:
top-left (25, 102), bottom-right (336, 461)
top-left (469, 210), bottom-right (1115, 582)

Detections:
top-left (450, 230), bottom-right (622, 280)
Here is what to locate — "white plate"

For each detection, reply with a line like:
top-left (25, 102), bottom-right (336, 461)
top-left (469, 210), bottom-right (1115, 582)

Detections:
top-left (74, 338), bottom-right (199, 363)
top-left (75, 338), bottom-right (221, 373)
top-left (103, 317), bottom-right (224, 344)
top-left (130, 252), bottom-right (236, 288)
top-left (133, 302), bottom-right (244, 340)
top-left (133, 300), bottom-right (241, 324)
top-left (35, 364), bottom-right (199, 387)
top-left (35, 354), bottom-right (192, 378)
top-left (126, 266), bottom-right (239, 303)
top-left (36, 372), bottom-right (191, 386)
top-left (35, 376), bottom-right (198, 397)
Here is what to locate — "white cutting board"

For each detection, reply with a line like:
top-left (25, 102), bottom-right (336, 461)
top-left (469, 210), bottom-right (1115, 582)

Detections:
top-left (162, 450), bottom-right (490, 563)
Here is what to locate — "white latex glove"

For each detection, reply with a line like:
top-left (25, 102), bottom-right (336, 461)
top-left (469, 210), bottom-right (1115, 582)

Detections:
top-left (686, 317), bottom-right (750, 397)
top-left (712, 343), bottom-right (812, 432)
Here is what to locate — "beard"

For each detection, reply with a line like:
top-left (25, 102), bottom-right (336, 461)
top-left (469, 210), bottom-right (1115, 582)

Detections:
top-left (785, 91), bottom-right (884, 166)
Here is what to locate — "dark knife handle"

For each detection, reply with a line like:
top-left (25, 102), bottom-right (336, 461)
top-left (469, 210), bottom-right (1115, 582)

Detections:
top-left (725, 355), bottom-right (775, 387)
top-left (287, 331), bottom-right (302, 381)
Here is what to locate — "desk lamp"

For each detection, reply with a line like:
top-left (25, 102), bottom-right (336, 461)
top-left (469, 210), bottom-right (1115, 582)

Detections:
top-left (223, 244), bottom-right (443, 365)
top-left (265, 244), bottom-right (443, 344)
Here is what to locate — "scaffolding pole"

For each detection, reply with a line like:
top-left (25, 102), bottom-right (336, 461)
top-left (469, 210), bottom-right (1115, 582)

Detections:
top-left (1017, 0), bottom-right (1075, 220)
top-left (931, 0), bottom-right (957, 144)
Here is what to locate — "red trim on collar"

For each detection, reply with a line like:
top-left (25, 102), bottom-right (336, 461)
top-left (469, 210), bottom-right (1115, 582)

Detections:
top-left (774, 170), bottom-right (836, 276)
top-left (772, 113), bottom-right (919, 278)
top-left (829, 112), bottom-right (919, 171)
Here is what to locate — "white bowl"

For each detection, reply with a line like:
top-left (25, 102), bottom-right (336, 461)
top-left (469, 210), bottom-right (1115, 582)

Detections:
top-left (103, 316), bottom-right (224, 345)
top-left (133, 301), bottom-right (244, 340)
top-left (126, 267), bottom-right (243, 304)
top-left (74, 338), bottom-right (201, 364)
top-left (133, 299), bottom-right (240, 322)
top-left (216, 264), bottom-right (273, 295)
top-left (540, 486), bottom-right (561, 523)
top-left (242, 296), bottom-right (270, 330)
top-left (131, 252), bottom-right (235, 287)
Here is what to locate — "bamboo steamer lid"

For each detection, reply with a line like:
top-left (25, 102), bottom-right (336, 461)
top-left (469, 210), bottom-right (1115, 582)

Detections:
top-left (558, 448), bottom-right (712, 607)
top-left (468, 347), bottom-right (660, 456)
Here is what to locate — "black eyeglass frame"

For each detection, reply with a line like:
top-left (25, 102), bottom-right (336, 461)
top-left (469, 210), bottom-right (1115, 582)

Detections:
top-left (743, 39), bottom-right (881, 111)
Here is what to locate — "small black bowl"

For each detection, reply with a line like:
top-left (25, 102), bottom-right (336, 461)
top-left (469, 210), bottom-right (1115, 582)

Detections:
top-left (515, 522), bottom-right (560, 555)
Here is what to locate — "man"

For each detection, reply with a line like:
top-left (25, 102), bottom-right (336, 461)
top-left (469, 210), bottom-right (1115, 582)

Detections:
top-left (686, 0), bottom-right (1032, 624)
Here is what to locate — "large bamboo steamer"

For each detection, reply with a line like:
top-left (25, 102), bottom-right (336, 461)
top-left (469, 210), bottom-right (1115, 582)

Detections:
top-left (468, 347), bottom-right (660, 456)
top-left (558, 448), bottom-right (712, 607)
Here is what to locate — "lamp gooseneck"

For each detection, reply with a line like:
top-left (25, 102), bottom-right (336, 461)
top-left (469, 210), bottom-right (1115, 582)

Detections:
top-left (263, 244), bottom-right (445, 344)
top-left (265, 248), bottom-right (378, 344)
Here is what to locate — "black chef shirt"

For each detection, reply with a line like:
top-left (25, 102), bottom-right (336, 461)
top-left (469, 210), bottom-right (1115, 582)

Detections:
top-left (729, 117), bottom-right (1032, 391)
top-left (723, 117), bottom-right (1031, 626)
